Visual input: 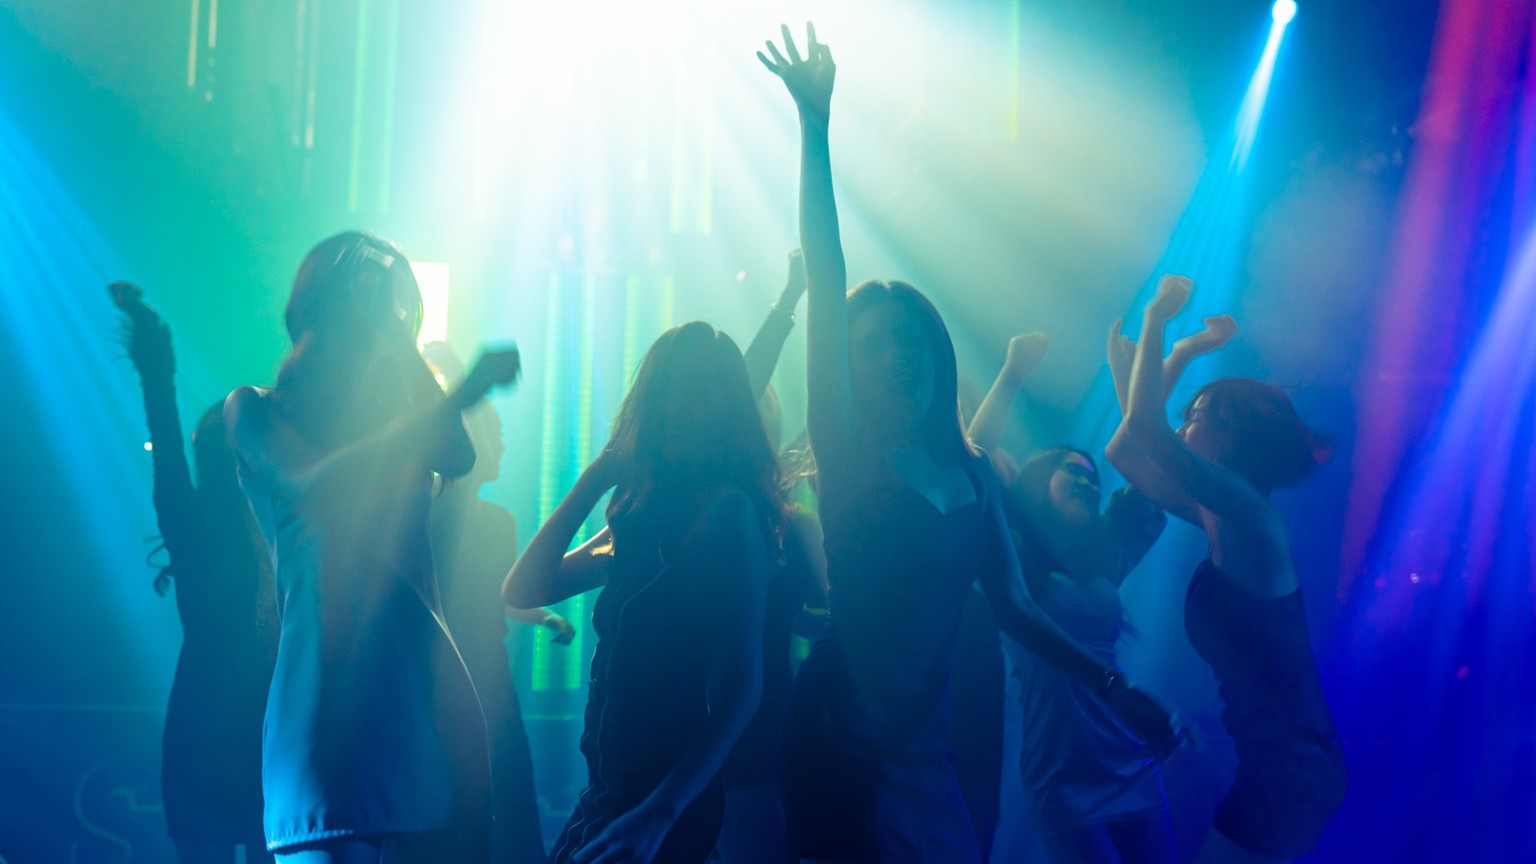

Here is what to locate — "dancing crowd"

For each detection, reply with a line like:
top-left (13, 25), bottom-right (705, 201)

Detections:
top-left (113, 25), bottom-right (1345, 864)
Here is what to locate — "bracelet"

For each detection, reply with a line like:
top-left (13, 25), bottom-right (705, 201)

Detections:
top-left (1099, 666), bottom-right (1125, 695)
top-left (770, 302), bottom-right (796, 323)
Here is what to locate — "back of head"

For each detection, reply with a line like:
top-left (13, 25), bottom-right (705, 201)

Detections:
top-left (276, 232), bottom-right (431, 442)
top-left (284, 231), bottom-right (424, 348)
top-left (607, 321), bottom-right (785, 530)
top-left (846, 279), bottom-right (972, 464)
top-left (1186, 377), bottom-right (1329, 490)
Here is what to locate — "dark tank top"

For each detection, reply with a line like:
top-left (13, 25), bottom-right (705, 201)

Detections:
top-left (818, 458), bottom-right (999, 751)
top-left (1184, 559), bottom-right (1341, 754)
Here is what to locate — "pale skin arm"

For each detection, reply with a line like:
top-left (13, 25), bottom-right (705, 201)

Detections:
top-left (742, 249), bottom-right (808, 400)
top-left (1105, 310), bottom-right (1238, 525)
top-left (760, 24), bottom-right (854, 474)
top-left (502, 455), bottom-right (617, 608)
top-left (1112, 277), bottom-right (1276, 537)
top-left (1107, 314), bottom-right (1238, 414)
top-left (968, 332), bottom-right (1050, 452)
top-left (224, 347), bottom-right (520, 496)
top-left (569, 492), bottom-right (769, 864)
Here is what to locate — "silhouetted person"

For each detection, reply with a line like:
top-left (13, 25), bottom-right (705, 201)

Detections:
top-left (112, 282), bottom-right (278, 864)
top-left (505, 322), bottom-right (782, 864)
top-left (225, 232), bottom-right (519, 864)
top-left (1108, 276), bottom-right (1346, 864)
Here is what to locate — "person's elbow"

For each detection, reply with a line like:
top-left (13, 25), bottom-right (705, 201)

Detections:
top-left (501, 566), bottom-right (534, 608)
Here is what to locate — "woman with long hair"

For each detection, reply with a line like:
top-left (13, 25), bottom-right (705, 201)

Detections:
top-left (111, 282), bottom-right (278, 864)
top-left (1107, 276), bottom-right (1346, 864)
top-left (759, 25), bottom-right (1178, 863)
top-left (504, 321), bottom-right (783, 864)
top-left (225, 231), bottom-right (520, 864)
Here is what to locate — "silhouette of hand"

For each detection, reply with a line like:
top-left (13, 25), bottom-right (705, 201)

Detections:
top-left (779, 248), bottom-right (808, 308)
top-left (758, 23), bottom-right (836, 121)
top-left (108, 281), bottom-right (173, 374)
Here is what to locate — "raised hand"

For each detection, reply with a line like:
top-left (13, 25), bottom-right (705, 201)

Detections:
top-left (1001, 331), bottom-right (1050, 383)
top-left (1107, 318), bottom-right (1135, 377)
top-left (1172, 314), bottom-right (1238, 358)
top-left (778, 248), bottom-right (808, 309)
top-left (1144, 274), bottom-right (1193, 323)
top-left (453, 346), bottom-right (521, 409)
top-left (108, 281), bottom-right (173, 374)
top-left (757, 23), bottom-right (835, 120)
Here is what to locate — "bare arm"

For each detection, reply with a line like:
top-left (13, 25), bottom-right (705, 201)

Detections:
top-left (968, 332), bottom-right (1049, 451)
top-left (761, 25), bottom-right (852, 471)
top-left (1105, 314), bottom-right (1210, 525)
top-left (1117, 278), bottom-right (1266, 526)
top-left (502, 457), bottom-right (617, 608)
top-left (742, 249), bottom-right (808, 400)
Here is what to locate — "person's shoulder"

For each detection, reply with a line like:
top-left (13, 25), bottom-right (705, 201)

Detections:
top-left (223, 385), bottom-right (274, 423)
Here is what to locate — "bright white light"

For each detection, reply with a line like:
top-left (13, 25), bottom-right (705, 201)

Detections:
top-left (1272, 0), bottom-right (1297, 25)
top-left (412, 260), bottom-right (451, 347)
top-left (143, 441), bottom-right (153, 452)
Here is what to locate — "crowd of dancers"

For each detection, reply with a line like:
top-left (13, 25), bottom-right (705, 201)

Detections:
top-left (113, 25), bottom-right (1346, 864)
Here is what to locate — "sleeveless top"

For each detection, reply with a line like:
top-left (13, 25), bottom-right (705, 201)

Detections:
top-left (1010, 488), bottom-right (1166, 833)
top-left (241, 441), bottom-right (490, 850)
top-left (1184, 559), bottom-right (1341, 758)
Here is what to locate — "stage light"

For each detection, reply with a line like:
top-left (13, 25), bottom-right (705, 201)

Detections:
top-left (411, 260), bottom-right (451, 347)
top-left (1272, 0), bottom-right (1297, 25)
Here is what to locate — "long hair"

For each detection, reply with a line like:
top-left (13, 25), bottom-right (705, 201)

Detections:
top-left (1183, 377), bottom-right (1331, 491)
top-left (274, 231), bottom-right (436, 448)
top-left (846, 280), bottom-right (975, 465)
top-left (606, 321), bottom-right (787, 539)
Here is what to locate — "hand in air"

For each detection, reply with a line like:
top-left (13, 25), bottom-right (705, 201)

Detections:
top-left (1001, 332), bottom-right (1050, 383)
top-left (108, 281), bottom-right (173, 372)
top-left (1106, 318), bottom-right (1135, 376)
top-left (779, 248), bottom-right (808, 308)
top-left (1172, 314), bottom-right (1238, 357)
top-left (466, 346), bottom-right (521, 391)
top-left (1144, 275), bottom-right (1193, 322)
top-left (569, 801), bottom-right (672, 864)
top-left (758, 23), bottom-right (836, 119)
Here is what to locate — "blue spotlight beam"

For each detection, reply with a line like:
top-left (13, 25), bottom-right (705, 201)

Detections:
top-left (0, 106), bottom-right (180, 701)
top-left (1071, 7), bottom-right (1295, 462)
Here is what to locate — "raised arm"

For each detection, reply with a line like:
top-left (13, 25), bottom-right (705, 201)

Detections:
top-left (760, 24), bottom-right (851, 466)
top-left (742, 249), bottom-right (808, 399)
top-left (502, 453), bottom-right (618, 608)
top-left (1112, 277), bottom-right (1262, 525)
top-left (968, 332), bottom-right (1049, 452)
top-left (225, 347), bottom-right (520, 498)
top-left (1107, 314), bottom-right (1237, 415)
top-left (110, 283), bottom-right (199, 558)
top-left (569, 492), bottom-right (769, 864)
